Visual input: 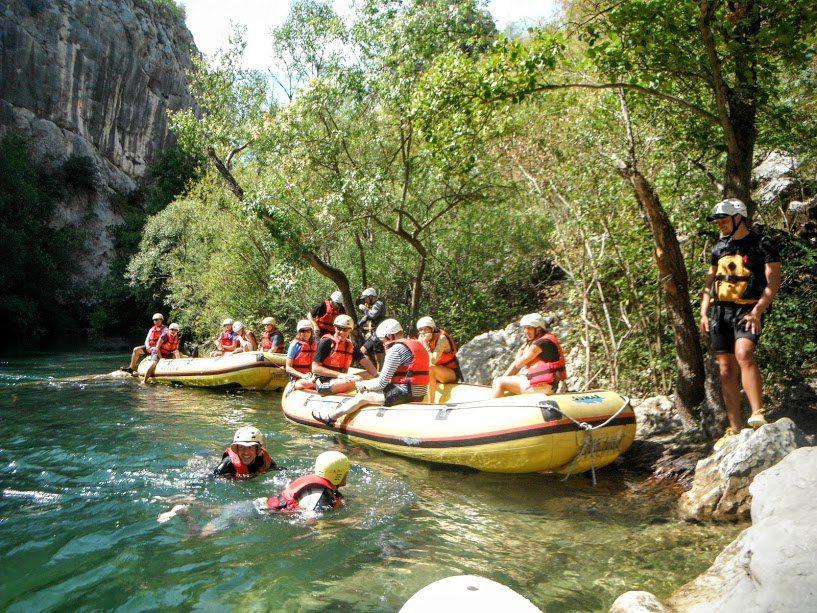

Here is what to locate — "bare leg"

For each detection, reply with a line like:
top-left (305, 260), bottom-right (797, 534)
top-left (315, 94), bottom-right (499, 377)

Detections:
top-left (313, 391), bottom-right (384, 424)
top-left (716, 353), bottom-right (745, 430)
top-left (428, 365), bottom-right (456, 403)
top-left (735, 338), bottom-right (763, 416)
top-left (129, 347), bottom-right (146, 370)
top-left (491, 376), bottom-right (525, 398)
top-left (143, 358), bottom-right (159, 384)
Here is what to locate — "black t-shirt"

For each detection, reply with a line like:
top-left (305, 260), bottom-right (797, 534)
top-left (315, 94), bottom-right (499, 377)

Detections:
top-left (532, 337), bottom-right (560, 362)
top-left (313, 337), bottom-right (365, 364)
top-left (310, 301), bottom-right (346, 318)
top-left (710, 232), bottom-right (780, 303)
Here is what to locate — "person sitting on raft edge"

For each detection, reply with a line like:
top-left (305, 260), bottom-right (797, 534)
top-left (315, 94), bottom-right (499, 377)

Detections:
top-left (213, 426), bottom-right (277, 478)
top-left (257, 451), bottom-right (348, 513)
top-left (416, 316), bottom-right (463, 403)
top-left (295, 313), bottom-right (378, 395)
top-left (491, 313), bottom-right (566, 398)
top-left (231, 321), bottom-right (257, 353)
top-left (311, 319), bottom-right (429, 427)
top-left (142, 322), bottom-right (182, 383)
top-left (260, 316), bottom-right (285, 353)
top-left (285, 319), bottom-right (317, 382)
top-left (121, 312), bottom-right (166, 374)
top-left (211, 318), bottom-right (239, 357)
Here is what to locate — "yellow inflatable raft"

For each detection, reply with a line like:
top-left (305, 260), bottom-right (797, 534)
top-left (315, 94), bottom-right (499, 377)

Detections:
top-left (137, 351), bottom-right (288, 390)
top-left (281, 383), bottom-right (635, 474)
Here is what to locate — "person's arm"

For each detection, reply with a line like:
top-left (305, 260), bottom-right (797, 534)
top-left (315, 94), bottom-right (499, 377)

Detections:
top-left (358, 355), bottom-right (379, 378)
top-left (504, 344), bottom-right (542, 376)
top-left (285, 343), bottom-right (311, 380)
top-left (143, 329), bottom-right (153, 349)
top-left (363, 347), bottom-right (401, 391)
top-left (247, 331), bottom-right (258, 351)
top-left (742, 262), bottom-right (781, 334)
top-left (271, 332), bottom-right (285, 353)
top-left (311, 339), bottom-right (345, 378)
top-left (172, 349), bottom-right (181, 359)
top-left (700, 265), bottom-right (717, 333)
top-left (213, 456), bottom-right (235, 476)
top-left (427, 334), bottom-right (447, 364)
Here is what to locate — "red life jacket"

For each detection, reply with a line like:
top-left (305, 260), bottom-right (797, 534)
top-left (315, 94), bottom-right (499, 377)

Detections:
top-left (525, 333), bottom-right (567, 386)
top-left (290, 338), bottom-right (316, 373)
top-left (384, 338), bottom-right (430, 386)
top-left (222, 446), bottom-right (273, 477)
top-left (261, 329), bottom-right (284, 353)
top-left (219, 330), bottom-right (238, 352)
top-left (320, 333), bottom-right (354, 373)
top-left (314, 300), bottom-right (341, 336)
top-left (158, 332), bottom-right (179, 358)
top-left (146, 325), bottom-right (164, 348)
top-left (264, 474), bottom-right (342, 512)
top-left (428, 328), bottom-right (459, 369)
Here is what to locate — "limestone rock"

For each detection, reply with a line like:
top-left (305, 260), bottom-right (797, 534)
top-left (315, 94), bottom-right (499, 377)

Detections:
top-left (669, 447), bottom-right (817, 612)
top-left (679, 418), bottom-right (805, 521)
top-left (633, 395), bottom-right (683, 438)
top-left (752, 150), bottom-right (798, 184)
top-left (608, 591), bottom-right (666, 613)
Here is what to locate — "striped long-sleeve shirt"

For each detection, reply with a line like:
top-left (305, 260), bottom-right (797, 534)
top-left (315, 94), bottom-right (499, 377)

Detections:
top-left (363, 342), bottom-right (428, 399)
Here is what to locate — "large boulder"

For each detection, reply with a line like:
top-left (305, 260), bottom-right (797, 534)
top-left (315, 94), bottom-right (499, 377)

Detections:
top-left (609, 591), bottom-right (666, 613)
top-left (679, 418), bottom-right (806, 521)
top-left (668, 447), bottom-right (817, 611)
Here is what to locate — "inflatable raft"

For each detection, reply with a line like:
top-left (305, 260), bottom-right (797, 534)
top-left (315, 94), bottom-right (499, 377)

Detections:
top-left (137, 351), bottom-right (288, 390)
top-left (281, 383), bottom-right (635, 474)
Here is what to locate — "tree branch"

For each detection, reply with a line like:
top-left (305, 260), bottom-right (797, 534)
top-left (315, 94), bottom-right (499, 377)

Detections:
top-left (207, 146), bottom-right (245, 200)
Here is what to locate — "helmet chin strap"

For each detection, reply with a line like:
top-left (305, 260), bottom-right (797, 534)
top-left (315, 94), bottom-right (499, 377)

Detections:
top-left (726, 214), bottom-right (743, 240)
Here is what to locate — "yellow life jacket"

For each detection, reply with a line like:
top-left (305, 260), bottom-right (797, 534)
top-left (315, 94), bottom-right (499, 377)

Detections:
top-left (714, 253), bottom-right (756, 305)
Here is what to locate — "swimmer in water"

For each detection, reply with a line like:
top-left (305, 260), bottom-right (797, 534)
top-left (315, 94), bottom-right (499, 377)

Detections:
top-left (213, 426), bottom-right (277, 478)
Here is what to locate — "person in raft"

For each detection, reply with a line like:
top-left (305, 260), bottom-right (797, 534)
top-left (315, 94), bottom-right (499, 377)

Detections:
top-left (121, 312), bottom-right (166, 373)
top-left (311, 319), bottom-right (429, 427)
top-left (260, 316), bottom-right (285, 353)
top-left (357, 287), bottom-right (387, 367)
top-left (309, 290), bottom-right (346, 338)
top-left (416, 316), bottom-right (463, 402)
top-left (491, 313), bottom-right (566, 398)
top-left (142, 322), bottom-right (182, 383)
top-left (295, 314), bottom-right (378, 394)
top-left (699, 198), bottom-right (781, 450)
top-left (285, 319), bottom-right (317, 382)
top-left (213, 426), bottom-right (277, 478)
top-left (211, 318), bottom-right (239, 357)
top-left (257, 450), bottom-right (349, 513)
top-left (231, 321), bottom-right (257, 353)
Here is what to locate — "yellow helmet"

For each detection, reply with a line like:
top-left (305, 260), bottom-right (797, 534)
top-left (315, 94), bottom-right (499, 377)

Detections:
top-left (314, 451), bottom-right (350, 486)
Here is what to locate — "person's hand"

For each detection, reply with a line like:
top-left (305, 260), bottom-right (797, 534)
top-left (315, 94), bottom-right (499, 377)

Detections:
top-left (355, 380), bottom-right (366, 392)
top-left (741, 312), bottom-right (762, 335)
top-left (347, 374), bottom-right (362, 382)
top-left (699, 314), bottom-right (710, 333)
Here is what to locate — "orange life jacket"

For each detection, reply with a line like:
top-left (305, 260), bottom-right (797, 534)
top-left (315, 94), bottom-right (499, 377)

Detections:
top-left (219, 330), bottom-right (238, 352)
top-left (222, 446), bottom-right (273, 478)
top-left (314, 300), bottom-right (341, 337)
top-left (264, 474), bottom-right (342, 512)
top-left (158, 332), bottom-right (179, 358)
top-left (261, 329), bottom-right (285, 353)
top-left (319, 333), bottom-right (354, 373)
top-left (428, 328), bottom-right (459, 369)
top-left (290, 338), bottom-right (316, 374)
top-left (384, 338), bottom-right (430, 387)
top-left (524, 333), bottom-right (566, 386)
top-left (146, 325), bottom-right (164, 348)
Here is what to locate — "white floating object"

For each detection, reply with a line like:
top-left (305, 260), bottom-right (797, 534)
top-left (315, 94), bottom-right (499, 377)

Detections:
top-left (400, 575), bottom-right (541, 612)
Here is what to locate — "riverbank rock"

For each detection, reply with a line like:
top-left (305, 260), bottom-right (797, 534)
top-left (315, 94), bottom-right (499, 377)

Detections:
top-left (608, 591), bottom-right (666, 613)
top-left (668, 447), bottom-right (817, 611)
top-left (678, 418), bottom-right (806, 521)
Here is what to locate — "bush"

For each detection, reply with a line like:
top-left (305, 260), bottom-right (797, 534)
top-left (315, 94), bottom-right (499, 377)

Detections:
top-left (61, 154), bottom-right (98, 192)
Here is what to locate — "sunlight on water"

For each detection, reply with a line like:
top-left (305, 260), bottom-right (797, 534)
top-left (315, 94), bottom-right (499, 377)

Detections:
top-left (0, 352), bottom-right (741, 611)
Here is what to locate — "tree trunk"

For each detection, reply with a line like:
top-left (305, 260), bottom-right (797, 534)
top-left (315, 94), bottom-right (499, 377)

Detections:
top-left (409, 251), bottom-right (426, 330)
top-left (355, 232), bottom-right (368, 288)
top-left (723, 97), bottom-right (757, 215)
top-left (617, 161), bottom-right (706, 423)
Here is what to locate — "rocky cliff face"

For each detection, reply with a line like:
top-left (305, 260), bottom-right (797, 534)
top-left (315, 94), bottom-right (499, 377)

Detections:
top-left (0, 0), bottom-right (196, 285)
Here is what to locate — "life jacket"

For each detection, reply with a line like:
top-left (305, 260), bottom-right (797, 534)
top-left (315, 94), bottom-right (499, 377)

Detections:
top-left (315, 300), bottom-right (341, 336)
top-left (384, 338), bottom-right (430, 387)
top-left (219, 330), bottom-right (237, 352)
top-left (158, 332), bottom-right (179, 358)
top-left (264, 474), bottom-right (342, 512)
top-left (524, 333), bottom-right (567, 386)
top-left (290, 338), bottom-right (316, 373)
top-left (147, 325), bottom-right (164, 348)
top-left (714, 253), bottom-right (756, 305)
top-left (261, 329), bottom-right (285, 353)
top-left (428, 328), bottom-right (459, 369)
top-left (222, 446), bottom-right (273, 477)
top-left (319, 333), bottom-right (354, 373)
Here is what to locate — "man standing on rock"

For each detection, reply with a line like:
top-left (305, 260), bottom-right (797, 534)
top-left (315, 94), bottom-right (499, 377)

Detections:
top-left (699, 198), bottom-right (781, 448)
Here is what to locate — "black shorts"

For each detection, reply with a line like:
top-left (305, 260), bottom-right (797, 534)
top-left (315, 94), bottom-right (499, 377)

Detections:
top-left (363, 336), bottom-right (384, 356)
top-left (710, 304), bottom-right (763, 354)
top-left (383, 383), bottom-right (418, 407)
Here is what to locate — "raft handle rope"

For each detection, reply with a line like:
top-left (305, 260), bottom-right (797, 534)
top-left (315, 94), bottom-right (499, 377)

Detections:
top-left (556, 396), bottom-right (632, 487)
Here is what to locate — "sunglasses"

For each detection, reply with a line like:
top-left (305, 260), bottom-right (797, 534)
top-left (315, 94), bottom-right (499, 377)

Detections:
top-left (334, 326), bottom-right (351, 331)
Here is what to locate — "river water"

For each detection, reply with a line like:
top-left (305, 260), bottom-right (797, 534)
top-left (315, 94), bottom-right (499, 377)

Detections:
top-left (0, 351), bottom-right (740, 611)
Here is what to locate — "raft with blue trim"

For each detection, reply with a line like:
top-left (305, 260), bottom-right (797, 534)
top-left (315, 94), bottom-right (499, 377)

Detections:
top-left (281, 383), bottom-right (635, 474)
top-left (136, 351), bottom-right (288, 390)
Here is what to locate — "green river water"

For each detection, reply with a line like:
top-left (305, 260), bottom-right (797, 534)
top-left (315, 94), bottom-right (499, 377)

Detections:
top-left (0, 351), bottom-right (741, 611)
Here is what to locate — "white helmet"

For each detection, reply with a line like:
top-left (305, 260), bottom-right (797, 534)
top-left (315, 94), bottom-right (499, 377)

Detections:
top-left (169, 323), bottom-right (180, 331)
top-left (314, 450), bottom-right (350, 486)
top-left (233, 321), bottom-right (244, 331)
top-left (416, 316), bottom-right (436, 330)
top-left (330, 291), bottom-right (343, 304)
top-left (232, 426), bottom-right (264, 447)
top-left (222, 318), bottom-right (234, 326)
top-left (520, 313), bottom-right (547, 330)
top-left (152, 313), bottom-right (164, 321)
top-left (262, 316), bottom-right (275, 326)
top-left (376, 318), bottom-right (403, 339)
top-left (707, 198), bottom-right (748, 220)
top-left (296, 319), bottom-right (313, 332)
top-left (361, 287), bottom-right (377, 298)
top-left (333, 314), bottom-right (354, 329)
